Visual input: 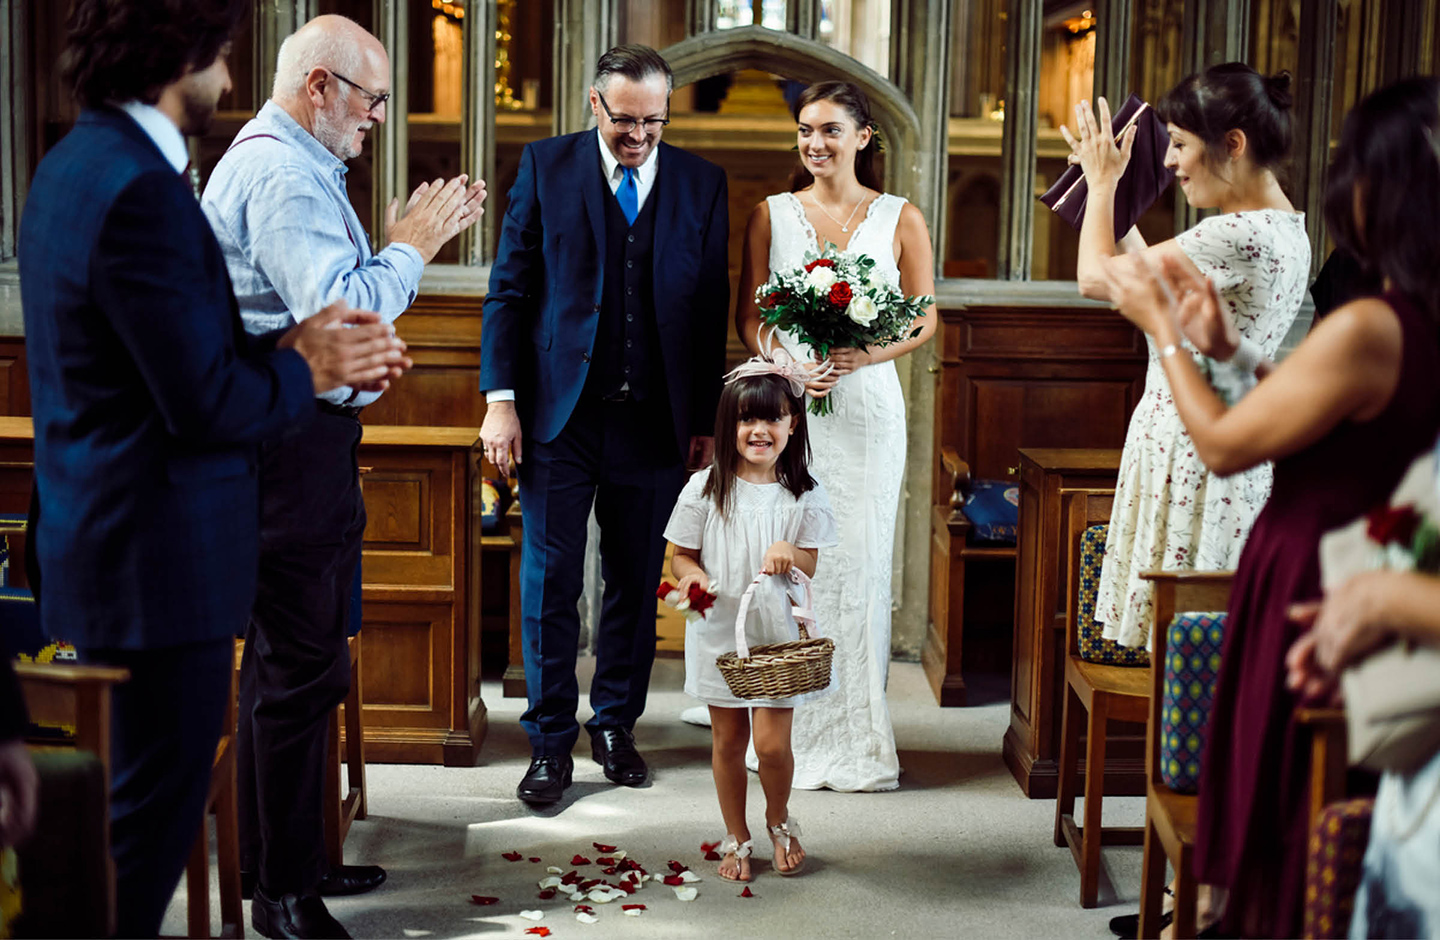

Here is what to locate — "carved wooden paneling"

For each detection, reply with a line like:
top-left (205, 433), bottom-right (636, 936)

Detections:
top-left (0, 339), bottom-right (28, 417)
top-left (363, 295), bottom-right (485, 429)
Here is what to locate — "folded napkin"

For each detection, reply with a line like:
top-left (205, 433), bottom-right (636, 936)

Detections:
top-left (1040, 93), bottom-right (1175, 236)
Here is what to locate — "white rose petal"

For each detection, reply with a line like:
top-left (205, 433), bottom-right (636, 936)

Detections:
top-left (847, 294), bottom-right (878, 326)
top-left (569, 890), bottom-right (587, 902)
top-left (623, 908), bottom-right (644, 917)
top-left (805, 266), bottom-right (837, 293)
top-left (519, 910), bottom-right (544, 921)
top-left (576, 912), bottom-right (600, 924)
top-left (546, 866), bottom-right (564, 874)
top-left (677, 869), bottom-right (702, 883)
top-left (673, 886), bottom-right (699, 901)
top-left (538, 876), bottom-right (562, 889)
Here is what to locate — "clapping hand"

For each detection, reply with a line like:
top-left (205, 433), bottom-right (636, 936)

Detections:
top-left (385, 174), bottom-right (488, 264)
top-left (1060, 96), bottom-right (1137, 190)
top-left (280, 299), bottom-right (412, 395)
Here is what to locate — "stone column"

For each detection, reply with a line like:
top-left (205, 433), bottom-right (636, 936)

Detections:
top-left (1092, 0), bottom-right (1132, 108)
top-left (553, 0), bottom-right (618, 137)
top-left (461, 0), bottom-right (498, 264)
top-left (1175, 0), bottom-right (1248, 232)
top-left (998, 0), bottom-right (1041, 280)
top-left (254, 0), bottom-right (318, 108)
top-left (1293, 0), bottom-right (1336, 279)
top-left (372, 2), bottom-right (408, 252)
top-left (0, 0), bottom-right (30, 262)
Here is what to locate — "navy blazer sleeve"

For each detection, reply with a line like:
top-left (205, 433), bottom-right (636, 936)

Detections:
top-left (480, 143), bottom-right (545, 393)
top-left (93, 171), bottom-right (313, 444)
top-left (692, 168), bottom-right (730, 437)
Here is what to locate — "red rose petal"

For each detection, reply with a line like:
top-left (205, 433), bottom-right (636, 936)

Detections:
top-left (700, 840), bottom-right (721, 853)
top-left (470, 895), bottom-right (500, 905)
top-left (580, 878), bottom-right (601, 890)
top-left (618, 881), bottom-right (638, 894)
top-left (623, 903), bottom-right (647, 911)
top-left (602, 867), bottom-right (617, 875)
top-left (667, 860), bottom-right (688, 873)
top-left (537, 888), bottom-right (557, 900)
top-left (595, 856), bottom-right (616, 865)
top-left (561, 871), bottom-right (581, 884)
top-left (502, 852), bottom-right (523, 862)
top-left (574, 904), bottom-right (594, 914)
top-left (703, 850), bottom-right (721, 861)
top-left (593, 842), bottom-right (618, 853)
top-left (529, 857), bottom-right (542, 863)
top-left (740, 886), bottom-right (755, 898)
top-left (571, 854), bottom-right (592, 866)
top-left (524, 930), bottom-right (551, 938)
top-left (662, 874), bottom-right (685, 886)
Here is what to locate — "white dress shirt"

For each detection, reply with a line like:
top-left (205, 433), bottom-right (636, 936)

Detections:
top-left (117, 100), bottom-right (189, 173)
top-left (487, 130), bottom-right (660, 406)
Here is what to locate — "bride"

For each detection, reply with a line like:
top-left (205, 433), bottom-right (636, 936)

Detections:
top-left (734, 80), bottom-right (937, 791)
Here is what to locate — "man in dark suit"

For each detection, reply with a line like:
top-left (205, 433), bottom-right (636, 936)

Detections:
top-left (479, 44), bottom-right (729, 805)
top-left (18, 2), bottom-right (408, 934)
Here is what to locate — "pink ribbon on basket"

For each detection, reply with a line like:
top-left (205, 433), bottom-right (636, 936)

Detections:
top-left (723, 326), bottom-right (832, 398)
top-left (731, 567), bottom-right (817, 660)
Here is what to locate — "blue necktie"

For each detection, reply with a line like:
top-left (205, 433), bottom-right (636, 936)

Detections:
top-left (617, 166), bottom-right (638, 225)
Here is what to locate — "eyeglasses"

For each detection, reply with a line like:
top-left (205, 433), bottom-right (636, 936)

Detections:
top-left (327, 69), bottom-right (390, 113)
top-left (595, 89), bottom-right (669, 134)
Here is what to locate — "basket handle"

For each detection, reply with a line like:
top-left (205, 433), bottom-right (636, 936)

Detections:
top-left (731, 567), bottom-right (818, 660)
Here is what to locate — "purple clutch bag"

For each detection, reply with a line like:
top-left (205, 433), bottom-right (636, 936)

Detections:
top-left (1039, 93), bottom-right (1175, 235)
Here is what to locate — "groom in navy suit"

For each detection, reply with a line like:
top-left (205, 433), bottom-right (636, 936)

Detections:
top-left (480, 44), bottom-right (728, 804)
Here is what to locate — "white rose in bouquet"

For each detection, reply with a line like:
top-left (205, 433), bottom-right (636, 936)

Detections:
top-left (847, 294), bottom-right (878, 326)
top-left (804, 265), bottom-right (837, 293)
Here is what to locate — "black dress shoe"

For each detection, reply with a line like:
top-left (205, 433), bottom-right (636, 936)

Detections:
top-left (1108, 910), bottom-right (1171, 937)
top-left (319, 863), bottom-right (386, 896)
top-left (251, 888), bottom-right (351, 939)
top-left (517, 754), bottom-right (573, 804)
top-left (591, 727), bottom-right (648, 786)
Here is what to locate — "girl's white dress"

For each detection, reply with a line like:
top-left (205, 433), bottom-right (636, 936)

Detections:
top-left (762, 191), bottom-right (910, 791)
top-left (1097, 209), bottom-right (1310, 649)
top-left (663, 468), bottom-right (838, 708)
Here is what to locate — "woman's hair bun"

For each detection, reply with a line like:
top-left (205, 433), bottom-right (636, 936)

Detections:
top-left (1265, 71), bottom-right (1294, 111)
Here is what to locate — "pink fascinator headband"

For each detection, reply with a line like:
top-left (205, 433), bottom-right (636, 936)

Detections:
top-left (723, 327), bottom-right (829, 398)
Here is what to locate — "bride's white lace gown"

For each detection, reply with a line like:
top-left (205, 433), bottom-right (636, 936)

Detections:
top-left (758, 190), bottom-right (908, 791)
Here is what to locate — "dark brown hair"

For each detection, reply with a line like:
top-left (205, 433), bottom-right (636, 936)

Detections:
top-left (788, 81), bottom-right (883, 193)
top-left (703, 373), bottom-right (816, 516)
top-left (60, 0), bottom-right (250, 109)
top-left (594, 44), bottom-right (673, 94)
top-left (1156, 62), bottom-right (1294, 181)
top-left (1325, 76), bottom-right (1440, 323)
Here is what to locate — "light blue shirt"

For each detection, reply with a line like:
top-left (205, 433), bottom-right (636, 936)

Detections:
top-left (201, 101), bottom-right (424, 406)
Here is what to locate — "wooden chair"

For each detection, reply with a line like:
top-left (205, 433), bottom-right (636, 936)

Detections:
top-left (1137, 570), bottom-right (1235, 939)
top-left (1052, 487), bottom-right (1146, 907)
top-left (15, 661), bottom-right (130, 938)
top-left (325, 633), bottom-right (367, 866)
top-left (924, 448), bottom-right (1018, 705)
top-left (183, 649), bottom-right (242, 938)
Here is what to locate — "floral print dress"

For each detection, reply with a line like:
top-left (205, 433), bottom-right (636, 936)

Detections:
top-left (1097, 209), bottom-right (1310, 649)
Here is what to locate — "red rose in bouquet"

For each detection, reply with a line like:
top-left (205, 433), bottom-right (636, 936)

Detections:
top-left (828, 281), bottom-right (853, 307)
top-left (1367, 505), bottom-right (1422, 547)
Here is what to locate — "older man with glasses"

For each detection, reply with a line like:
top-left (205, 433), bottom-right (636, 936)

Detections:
top-left (201, 13), bottom-right (485, 939)
top-left (480, 44), bottom-right (729, 807)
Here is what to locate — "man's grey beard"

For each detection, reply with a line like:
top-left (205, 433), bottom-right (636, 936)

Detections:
top-left (315, 102), bottom-right (370, 161)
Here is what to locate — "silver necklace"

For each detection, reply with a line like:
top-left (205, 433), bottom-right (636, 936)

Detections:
top-left (808, 191), bottom-right (866, 233)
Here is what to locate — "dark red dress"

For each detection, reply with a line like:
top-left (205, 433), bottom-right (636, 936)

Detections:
top-left (1195, 290), bottom-right (1440, 937)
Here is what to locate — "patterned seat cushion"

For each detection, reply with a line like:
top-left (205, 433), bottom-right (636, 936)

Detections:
top-left (1160, 611), bottom-right (1227, 792)
top-left (1076, 524), bottom-right (1149, 666)
top-left (1304, 798), bottom-right (1374, 939)
top-left (960, 479), bottom-right (1019, 543)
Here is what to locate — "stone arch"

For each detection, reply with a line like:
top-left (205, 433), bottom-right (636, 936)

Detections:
top-left (659, 26), bottom-right (923, 201)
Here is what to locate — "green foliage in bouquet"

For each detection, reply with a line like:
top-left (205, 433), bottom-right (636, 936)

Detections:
top-left (754, 243), bottom-right (933, 415)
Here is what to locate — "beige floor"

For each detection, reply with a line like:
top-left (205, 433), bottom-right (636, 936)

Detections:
top-left (165, 656), bottom-right (1149, 939)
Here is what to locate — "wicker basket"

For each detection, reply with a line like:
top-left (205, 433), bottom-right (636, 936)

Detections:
top-left (715, 569), bottom-right (833, 700)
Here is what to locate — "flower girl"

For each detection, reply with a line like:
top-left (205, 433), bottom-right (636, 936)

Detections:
top-left (662, 354), bottom-right (838, 882)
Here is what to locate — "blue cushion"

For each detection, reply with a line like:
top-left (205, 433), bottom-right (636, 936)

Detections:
top-left (480, 477), bottom-right (512, 534)
top-left (960, 479), bottom-right (1019, 543)
top-left (1160, 611), bottom-right (1227, 793)
top-left (1075, 524), bottom-right (1149, 666)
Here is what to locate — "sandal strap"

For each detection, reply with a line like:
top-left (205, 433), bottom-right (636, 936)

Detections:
top-left (719, 834), bottom-right (753, 859)
top-left (767, 818), bottom-right (801, 850)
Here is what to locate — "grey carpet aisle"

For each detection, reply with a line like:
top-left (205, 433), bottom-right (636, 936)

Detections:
top-left (165, 657), bottom-right (1150, 939)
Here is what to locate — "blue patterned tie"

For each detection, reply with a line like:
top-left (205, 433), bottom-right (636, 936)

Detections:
top-left (617, 166), bottom-right (638, 225)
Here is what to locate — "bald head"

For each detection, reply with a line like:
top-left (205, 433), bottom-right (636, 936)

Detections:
top-left (272, 14), bottom-right (386, 102)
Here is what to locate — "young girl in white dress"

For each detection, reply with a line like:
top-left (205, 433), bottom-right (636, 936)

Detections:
top-left (663, 362), bottom-right (838, 883)
top-left (1067, 63), bottom-right (1310, 652)
top-left (734, 81), bottom-right (937, 793)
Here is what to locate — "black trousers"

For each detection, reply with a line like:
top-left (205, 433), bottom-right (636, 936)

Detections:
top-left (78, 639), bottom-right (232, 938)
top-left (516, 395), bottom-right (686, 755)
top-left (238, 409), bottom-right (365, 897)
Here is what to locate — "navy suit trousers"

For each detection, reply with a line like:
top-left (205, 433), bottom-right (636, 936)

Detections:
top-left (517, 395), bottom-right (686, 755)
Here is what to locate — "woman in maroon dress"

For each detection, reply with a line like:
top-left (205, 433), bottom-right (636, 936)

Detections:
top-left (1101, 77), bottom-right (1440, 937)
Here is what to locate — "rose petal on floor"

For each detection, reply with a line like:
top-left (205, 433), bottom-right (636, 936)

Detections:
top-left (572, 855), bottom-right (592, 866)
top-left (537, 888), bottom-right (557, 900)
top-left (502, 852), bottom-right (524, 862)
top-left (667, 861), bottom-right (688, 874)
top-left (469, 896), bottom-right (499, 905)
top-left (740, 886), bottom-right (755, 898)
top-left (573, 905), bottom-right (594, 914)
top-left (577, 912), bottom-right (599, 924)
top-left (677, 869), bottom-right (701, 883)
top-left (538, 876), bottom-right (562, 889)
top-left (661, 875), bottom-right (684, 886)
top-left (622, 904), bottom-right (647, 912)
top-left (704, 850), bottom-right (721, 861)
top-left (518, 910), bottom-right (544, 921)
top-left (593, 843), bottom-right (617, 853)
top-left (523, 929), bottom-right (551, 938)
top-left (700, 840), bottom-right (721, 853)
top-left (529, 857), bottom-right (542, 863)
top-left (672, 886), bottom-right (698, 901)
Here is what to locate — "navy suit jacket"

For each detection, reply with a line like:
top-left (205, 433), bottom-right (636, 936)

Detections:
top-left (18, 108), bottom-right (315, 651)
top-left (479, 132), bottom-right (729, 454)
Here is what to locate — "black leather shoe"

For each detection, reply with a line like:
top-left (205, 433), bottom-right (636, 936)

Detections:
top-left (591, 727), bottom-right (648, 786)
top-left (319, 864), bottom-right (386, 896)
top-left (517, 755), bottom-right (573, 804)
top-left (251, 889), bottom-right (351, 939)
top-left (1108, 910), bottom-right (1172, 937)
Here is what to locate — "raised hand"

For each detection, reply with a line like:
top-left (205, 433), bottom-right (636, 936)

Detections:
top-left (385, 174), bottom-right (488, 263)
top-left (280, 299), bottom-right (412, 394)
top-left (1059, 96), bottom-right (1136, 190)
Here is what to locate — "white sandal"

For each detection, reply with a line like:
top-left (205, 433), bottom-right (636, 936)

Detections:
top-left (716, 833), bottom-right (753, 883)
top-left (767, 818), bottom-right (806, 876)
